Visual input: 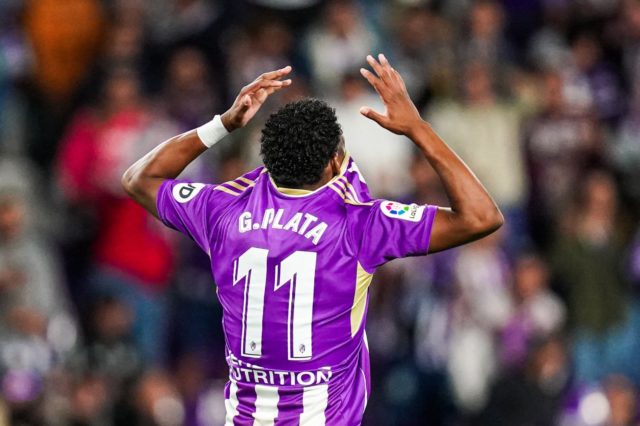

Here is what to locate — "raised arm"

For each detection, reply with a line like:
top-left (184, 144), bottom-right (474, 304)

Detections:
top-left (359, 54), bottom-right (503, 253)
top-left (122, 66), bottom-right (292, 218)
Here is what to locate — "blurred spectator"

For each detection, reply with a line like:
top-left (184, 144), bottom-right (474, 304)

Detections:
top-left (227, 20), bottom-right (294, 96)
top-left (163, 48), bottom-right (221, 131)
top-left (612, 80), bottom-right (640, 205)
top-left (0, 191), bottom-right (75, 426)
top-left (145, 0), bottom-right (221, 48)
top-left (391, 6), bottom-right (456, 105)
top-left (0, 2), bottom-right (30, 154)
top-left (552, 170), bottom-right (638, 385)
top-left (23, 0), bottom-right (105, 104)
top-left (80, 15), bottom-right (148, 97)
top-left (457, 0), bottom-right (514, 87)
top-left (482, 335), bottom-right (569, 426)
top-left (428, 62), bottom-right (528, 245)
top-left (447, 232), bottom-right (512, 413)
top-left (523, 70), bottom-right (602, 248)
top-left (69, 297), bottom-right (141, 390)
top-left (332, 72), bottom-right (413, 198)
top-left (562, 31), bottom-right (625, 126)
top-left (68, 374), bottom-right (110, 426)
top-left (306, 0), bottom-right (378, 95)
top-left (131, 370), bottom-right (185, 426)
top-left (500, 252), bottom-right (566, 368)
top-left (56, 68), bottom-right (178, 364)
top-left (0, 191), bottom-right (71, 344)
top-left (528, 0), bottom-right (572, 70)
top-left (619, 0), bottom-right (640, 94)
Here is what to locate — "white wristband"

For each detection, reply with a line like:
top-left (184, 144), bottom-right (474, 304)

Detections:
top-left (196, 115), bottom-right (230, 148)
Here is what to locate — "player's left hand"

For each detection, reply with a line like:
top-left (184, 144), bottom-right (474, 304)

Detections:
top-left (221, 66), bottom-right (293, 131)
top-left (359, 54), bottom-right (424, 137)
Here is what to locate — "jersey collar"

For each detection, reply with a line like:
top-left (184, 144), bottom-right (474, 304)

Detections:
top-left (268, 152), bottom-right (351, 198)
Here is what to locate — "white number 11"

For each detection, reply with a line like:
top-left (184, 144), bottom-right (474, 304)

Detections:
top-left (233, 247), bottom-right (317, 360)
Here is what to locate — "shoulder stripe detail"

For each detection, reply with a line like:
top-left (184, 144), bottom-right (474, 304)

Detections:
top-left (333, 178), bottom-right (347, 190)
top-left (225, 180), bottom-right (249, 191)
top-left (343, 180), bottom-right (362, 203)
top-left (329, 184), bottom-right (346, 199)
top-left (215, 175), bottom-right (259, 196)
top-left (214, 185), bottom-right (241, 196)
top-left (329, 182), bottom-right (374, 206)
top-left (236, 176), bottom-right (254, 185)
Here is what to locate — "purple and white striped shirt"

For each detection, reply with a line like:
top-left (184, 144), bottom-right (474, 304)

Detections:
top-left (156, 155), bottom-right (437, 425)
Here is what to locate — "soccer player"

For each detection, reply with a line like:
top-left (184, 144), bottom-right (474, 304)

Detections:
top-left (122, 54), bottom-right (503, 425)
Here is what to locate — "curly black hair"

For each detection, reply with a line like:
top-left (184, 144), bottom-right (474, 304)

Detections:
top-left (260, 98), bottom-right (342, 188)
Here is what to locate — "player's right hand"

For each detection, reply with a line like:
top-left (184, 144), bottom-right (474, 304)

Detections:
top-left (221, 66), bottom-right (293, 132)
top-left (359, 54), bottom-right (424, 137)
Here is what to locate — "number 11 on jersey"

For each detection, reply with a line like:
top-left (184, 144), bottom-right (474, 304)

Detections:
top-left (233, 247), bottom-right (318, 361)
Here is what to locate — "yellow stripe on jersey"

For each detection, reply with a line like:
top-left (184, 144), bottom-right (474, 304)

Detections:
top-left (226, 180), bottom-right (249, 191)
top-left (351, 263), bottom-right (373, 337)
top-left (236, 176), bottom-right (255, 186)
top-left (214, 185), bottom-right (242, 196)
top-left (215, 175), bottom-right (259, 196)
top-left (336, 176), bottom-right (374, 206)
top-left (333, 178), bottom-right (347, 190)
top-left (329, 183), bottom-right (346, 199)
top-left (329, 182), bottom-right (375, 206)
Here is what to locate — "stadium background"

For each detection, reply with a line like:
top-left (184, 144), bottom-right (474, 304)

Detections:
top-left (1, 0), bottom-right (640, 424)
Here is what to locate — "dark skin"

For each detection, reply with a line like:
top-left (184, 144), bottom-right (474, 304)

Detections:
top-left (122, 55), bottom-right (503, 253)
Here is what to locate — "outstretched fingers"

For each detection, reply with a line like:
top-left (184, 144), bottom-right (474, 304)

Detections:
top-left (240, 78), bottom-right (291, 96)
top-left (259, 65), bottom-right (292, 81)
top-left (366, 55), bottom-right (386, 80)
top-left (360, 68), bottom-right (389, 98)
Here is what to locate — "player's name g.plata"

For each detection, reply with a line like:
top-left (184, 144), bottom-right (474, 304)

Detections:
top-left (238, 208), bottom-right (328, 245)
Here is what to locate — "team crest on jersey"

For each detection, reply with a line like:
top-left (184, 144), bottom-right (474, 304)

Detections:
top-left (381, 201), bottom-right (425, 222)
top-left (172, 183), bottom-right (205, 203)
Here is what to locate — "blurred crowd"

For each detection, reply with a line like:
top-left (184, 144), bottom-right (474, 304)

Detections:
top-left (1, 0), bottom-right (640, 425)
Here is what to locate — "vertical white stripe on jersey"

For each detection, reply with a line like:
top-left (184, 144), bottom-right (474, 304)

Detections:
top-left (253, 385), bottom-right (279, 425)
top-left (299, 384), bottom-right (329, 425)
top-left (225, 381), bottom-right (240, 425)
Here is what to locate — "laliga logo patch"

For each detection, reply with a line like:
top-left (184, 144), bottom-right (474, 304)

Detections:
top-left (381, 201), bottom-right (425, 222)
top-left (172, 183), bottom-right (205, 203)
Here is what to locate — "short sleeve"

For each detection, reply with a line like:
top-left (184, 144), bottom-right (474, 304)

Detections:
top-left (156, 180), bottom-right (222, 253)
top-left (355, 200), bottom-right (438, 271)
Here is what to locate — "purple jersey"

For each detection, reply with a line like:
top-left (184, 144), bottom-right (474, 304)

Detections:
top-left (156, 154), bottom-right (437, 425)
